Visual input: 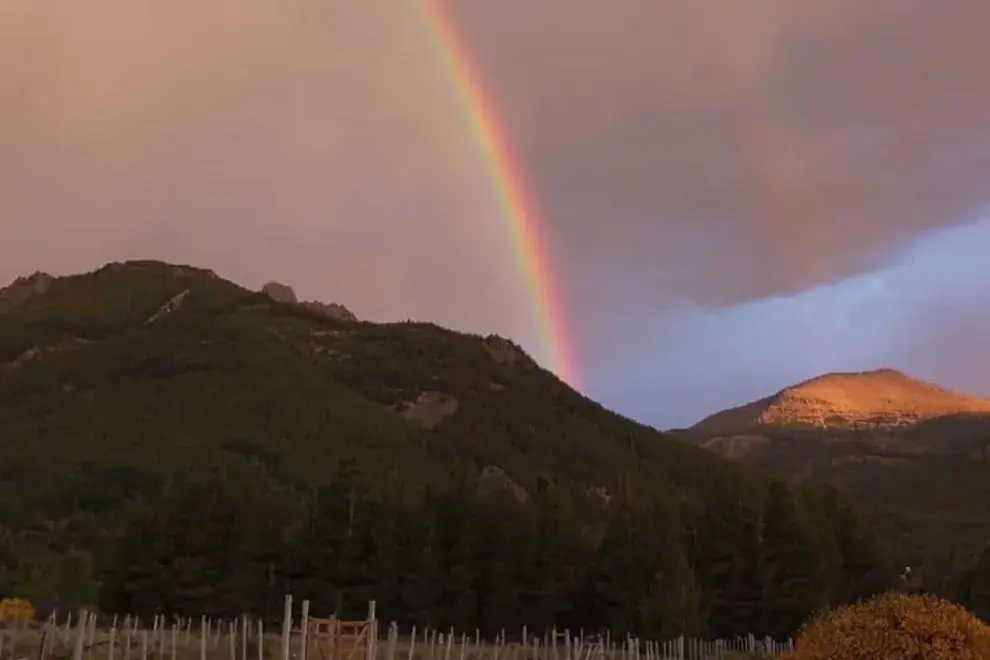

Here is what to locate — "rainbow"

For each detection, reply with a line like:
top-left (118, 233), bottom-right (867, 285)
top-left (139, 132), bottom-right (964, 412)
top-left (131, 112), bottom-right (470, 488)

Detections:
top-left (414, 1), bottom-right (578, 388)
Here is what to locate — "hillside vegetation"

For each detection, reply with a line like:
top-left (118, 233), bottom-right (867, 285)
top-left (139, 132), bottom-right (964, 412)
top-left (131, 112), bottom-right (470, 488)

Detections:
top-left (0, 261), bottom-right (899, 638)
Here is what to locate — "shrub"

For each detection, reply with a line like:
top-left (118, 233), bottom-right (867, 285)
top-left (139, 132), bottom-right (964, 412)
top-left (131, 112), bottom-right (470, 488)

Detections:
top-left (784, 591), bottom-right (990, 660)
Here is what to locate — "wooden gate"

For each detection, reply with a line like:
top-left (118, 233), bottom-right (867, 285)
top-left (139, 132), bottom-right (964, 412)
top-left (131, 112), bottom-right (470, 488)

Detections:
top-left (307, 617), bottom-right (371, 660)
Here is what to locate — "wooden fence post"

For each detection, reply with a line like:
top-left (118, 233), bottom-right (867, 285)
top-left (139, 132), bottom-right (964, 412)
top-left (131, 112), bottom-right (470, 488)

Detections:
top-left (281, 596), bottom-right (293, 660)
top-left (72, 609), bottom-right (88, 660)
top-left (300, 601), bottom-right (310, 660)
top-left (109, 620), bottom-right (118, 660)
top-left (366, 601), bottom-right (377, 660)
top-left (242, 615), bottom-right (249, 660)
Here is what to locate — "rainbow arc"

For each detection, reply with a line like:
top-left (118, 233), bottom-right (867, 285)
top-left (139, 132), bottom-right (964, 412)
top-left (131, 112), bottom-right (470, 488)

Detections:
top-left (414, 1), bottom-right (577, 388)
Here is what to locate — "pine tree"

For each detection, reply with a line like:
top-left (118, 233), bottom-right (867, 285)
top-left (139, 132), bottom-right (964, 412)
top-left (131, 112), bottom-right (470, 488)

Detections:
top-left (762, 481), bottom-right (828, 638)
top-left (689, 484), bottom-right (767, 638)
top-left (636, 501), bottom-right (703, 638)
top-left (819, 484), bottom-right (897, 602)
top-left (959, 544), bottom-right (990, 621)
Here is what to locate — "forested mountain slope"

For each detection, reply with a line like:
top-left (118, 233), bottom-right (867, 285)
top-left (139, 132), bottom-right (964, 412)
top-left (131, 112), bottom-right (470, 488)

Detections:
top-left (677, 369), bottom-right (990, 595)
top-left (0, 261), bottom-right (897, 639)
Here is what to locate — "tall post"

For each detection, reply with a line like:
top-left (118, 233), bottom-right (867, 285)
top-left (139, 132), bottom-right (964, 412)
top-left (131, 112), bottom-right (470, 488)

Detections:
top-left (300, 600), bottom-right (310, 660)
top-left (72, 609), bottom-right (88, 660)
top-left (281, 595), bottom-right (294, 660)
top-left (366, 602), bottom-right (377, 660)
top-left (242, 615), bottom-right (249, 660)
top-left (109, 621), bottom-right (117, 660)
top-left (125, 618), bottom-right (133, 660)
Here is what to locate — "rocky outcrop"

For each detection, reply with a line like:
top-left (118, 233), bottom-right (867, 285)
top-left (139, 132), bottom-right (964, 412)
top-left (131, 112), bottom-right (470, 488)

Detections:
top-left (692, 368), bottom-right (990, 433)
top-left (484, 335), bottom-right (527, 366)
top-left (1, 338), bottom-right (91, 375)
top-left (145, 289), bottom-right (190, 324)
top-left (399, 391), bottom-right (458, 429)
top-left (300, 301), bottom-right (358, 322)
top-left (261, 282), bottom-right (357, 322)
top-left (477, 465), bottom-right (528, 503)
top-left (261, 282), bottom-right (298, 304)
top-left (695, 434), bottom-right (773, 460)
top-left (0, 272), bottom-right (53, 307)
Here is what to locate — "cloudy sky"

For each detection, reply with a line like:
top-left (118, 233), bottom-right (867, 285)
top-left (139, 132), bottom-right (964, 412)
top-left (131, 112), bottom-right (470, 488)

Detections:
top-left (3, 0), bottom-right (989, 428)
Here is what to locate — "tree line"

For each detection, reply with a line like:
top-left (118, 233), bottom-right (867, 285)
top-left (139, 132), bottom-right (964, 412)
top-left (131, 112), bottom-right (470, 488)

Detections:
top-left (0, 456), bottom-right (904, 640)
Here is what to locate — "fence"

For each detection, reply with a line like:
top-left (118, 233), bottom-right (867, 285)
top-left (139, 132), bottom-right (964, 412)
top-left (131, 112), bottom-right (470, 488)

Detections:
top-left (0, 596), bottom-right (794, 660)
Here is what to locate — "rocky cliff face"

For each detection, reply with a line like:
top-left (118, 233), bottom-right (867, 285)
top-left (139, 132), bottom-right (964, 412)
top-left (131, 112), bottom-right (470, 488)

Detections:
top-left (299, 301), bottom-right (357, 322)
top-left (261, 282), bottom-right (298, 303)
top-left (260, 281), bottom-right (357, 322)
top-left (0, 272), bottom-right (53, 308)
top-left (692, 368), bottom-right (990, 433)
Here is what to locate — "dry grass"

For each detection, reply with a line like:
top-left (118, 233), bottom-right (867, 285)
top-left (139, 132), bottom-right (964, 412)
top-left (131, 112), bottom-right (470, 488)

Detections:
top-left (0, 626), bottom-right (286, 660)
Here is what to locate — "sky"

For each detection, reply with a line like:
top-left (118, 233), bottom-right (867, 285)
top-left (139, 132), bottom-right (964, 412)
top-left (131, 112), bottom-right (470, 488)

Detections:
top-left (3, 0), bottom-right (990, 428)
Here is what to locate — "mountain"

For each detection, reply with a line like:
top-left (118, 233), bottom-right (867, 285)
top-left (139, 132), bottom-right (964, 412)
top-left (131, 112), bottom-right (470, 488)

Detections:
top-left (0, 260), bottom-right (896, 638)
top-left (676, 369), bottom-right (990, 592)
top-left (692, 368), bottom-right (990, 433)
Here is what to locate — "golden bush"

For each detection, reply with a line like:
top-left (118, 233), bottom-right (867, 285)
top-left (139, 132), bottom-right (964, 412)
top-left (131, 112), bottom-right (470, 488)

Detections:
top-left (784, 591), bottom-right (990, 660)
top-left (0, 597), bottom-right (35, 621)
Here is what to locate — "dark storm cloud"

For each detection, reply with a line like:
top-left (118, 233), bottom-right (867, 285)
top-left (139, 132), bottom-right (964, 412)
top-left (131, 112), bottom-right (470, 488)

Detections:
top-left (450, 0), bottom-right (990, 312)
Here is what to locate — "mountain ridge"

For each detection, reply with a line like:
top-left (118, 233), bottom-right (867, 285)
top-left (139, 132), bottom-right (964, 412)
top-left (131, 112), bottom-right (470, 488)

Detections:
top-left (690, 368), bottom-right (990, 434)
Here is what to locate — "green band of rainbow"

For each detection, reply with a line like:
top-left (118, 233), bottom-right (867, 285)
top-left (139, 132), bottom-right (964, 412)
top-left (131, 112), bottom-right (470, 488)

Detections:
top-left (415, 1), bottom-right (577, 387)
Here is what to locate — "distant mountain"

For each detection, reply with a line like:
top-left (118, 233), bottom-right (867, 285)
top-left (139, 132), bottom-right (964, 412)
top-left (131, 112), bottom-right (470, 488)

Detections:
top-left (691, 368), bottom-right (990, 434)
top-left (0, 260), bottom-right (896, 638)
top-left (676, 369), bottom-right (990, 592)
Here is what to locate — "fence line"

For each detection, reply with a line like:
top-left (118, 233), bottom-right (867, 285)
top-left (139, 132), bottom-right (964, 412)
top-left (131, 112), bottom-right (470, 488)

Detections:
top-left (0, 596), bottom-right (794, 660)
